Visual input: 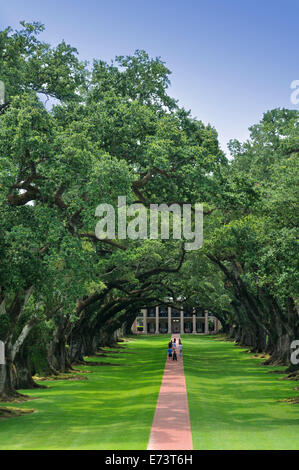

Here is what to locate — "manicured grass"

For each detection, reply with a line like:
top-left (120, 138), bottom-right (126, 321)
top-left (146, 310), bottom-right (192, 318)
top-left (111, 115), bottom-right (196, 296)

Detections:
top-left (0, 335), bottom-right (167, 450)
top-left (182, 335), bottom-right (299, 450)
top-left (2, 334), bottom-right (298, 450)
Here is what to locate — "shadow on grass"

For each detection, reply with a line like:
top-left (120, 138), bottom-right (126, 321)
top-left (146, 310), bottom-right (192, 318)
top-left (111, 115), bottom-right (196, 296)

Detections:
top-left (182, 335), bottom-right (299, 449)
top-left (0, 335), bottom-right (169, 450)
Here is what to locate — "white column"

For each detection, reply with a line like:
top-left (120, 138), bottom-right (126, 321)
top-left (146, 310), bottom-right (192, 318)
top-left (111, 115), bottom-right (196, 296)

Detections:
top-left (155, 306), bottom-right (159, 334)
top-left (192, 313), bottom-right (196, 334)
top-left (180, 310), bottom-right (184, 334)
top-left (142, 309), bottom-right (147, 334)
top-left (168, 307), bottom-right (172, 335)
top-left (205, 310), bottom-right (209, 334)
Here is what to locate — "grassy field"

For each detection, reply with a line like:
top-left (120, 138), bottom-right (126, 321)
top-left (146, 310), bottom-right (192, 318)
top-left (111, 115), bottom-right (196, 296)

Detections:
top-left (0, 335), bottom-right (167, 450)
top-left (182, 334), bottom-right (299, 450)
top-left (1, 334), bottom-right (298, 450)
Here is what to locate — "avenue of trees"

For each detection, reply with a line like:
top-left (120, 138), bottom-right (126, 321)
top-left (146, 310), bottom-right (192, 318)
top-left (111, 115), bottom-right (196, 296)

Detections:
top-left (0, 23), bottom-right (298, 398)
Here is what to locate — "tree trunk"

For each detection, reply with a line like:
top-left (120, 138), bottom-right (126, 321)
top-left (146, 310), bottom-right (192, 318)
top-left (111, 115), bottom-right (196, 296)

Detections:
top-left (14, 349), bottom-right (43, 389)
top-left (0, 346), bottom-right (20, 400)
top-left (69, 336), bottom-right (84, 364)
top-left (264, 332), bottom-right (294, 365)
top-left (47, 326), bottom-right (72, 373)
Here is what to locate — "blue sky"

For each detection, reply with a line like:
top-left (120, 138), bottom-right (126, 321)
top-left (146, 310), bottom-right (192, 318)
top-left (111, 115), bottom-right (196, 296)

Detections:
top-left (1, 0), bottom-right (298, 154)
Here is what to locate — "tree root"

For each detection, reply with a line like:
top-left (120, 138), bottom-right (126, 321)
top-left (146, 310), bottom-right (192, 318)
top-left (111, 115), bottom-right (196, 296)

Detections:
top-left (33, 372), bottom-right (89, 381)
top-left (81, 360), bottom-right (123, 366)
top-left (277, 397), bottom-right (299, 404)
top-left (0, 406), bottom-right (35, 419)
top-left (0, 392), bottom-right (34, 403)
top-left (282, 370), bottom-right (299, 381)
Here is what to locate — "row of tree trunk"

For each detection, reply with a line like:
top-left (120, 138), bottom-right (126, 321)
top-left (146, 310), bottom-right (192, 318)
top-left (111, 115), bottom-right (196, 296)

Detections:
top-left (209, 256), bottom-right (299, 366)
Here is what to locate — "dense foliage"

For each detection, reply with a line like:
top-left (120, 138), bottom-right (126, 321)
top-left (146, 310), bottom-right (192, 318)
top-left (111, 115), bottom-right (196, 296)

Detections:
top-left (0, 23), bottom-right (298, 397)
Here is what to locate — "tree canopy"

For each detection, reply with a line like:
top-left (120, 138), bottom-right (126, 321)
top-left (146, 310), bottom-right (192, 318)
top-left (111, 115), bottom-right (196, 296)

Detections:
top-left (0, 22), bottom-right (298, 398)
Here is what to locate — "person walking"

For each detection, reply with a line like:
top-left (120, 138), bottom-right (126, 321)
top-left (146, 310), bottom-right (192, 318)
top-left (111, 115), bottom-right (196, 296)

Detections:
top-left (168, 343), bottom-right (173, 360)
top-left (178, 338), bottom-right (183, 358)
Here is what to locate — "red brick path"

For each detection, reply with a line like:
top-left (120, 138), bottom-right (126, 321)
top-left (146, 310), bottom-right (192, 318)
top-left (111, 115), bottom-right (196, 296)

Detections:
top-left (147, 334), bottom-right (193, 450)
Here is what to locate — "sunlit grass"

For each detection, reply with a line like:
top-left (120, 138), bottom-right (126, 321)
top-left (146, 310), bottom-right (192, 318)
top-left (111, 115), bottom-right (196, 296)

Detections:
top-left (183, 335), bottom-right (299, 450)
top-left (2, 334), bottom-right (297, 450)
top-left (0, 335), bottom-right (168, 450)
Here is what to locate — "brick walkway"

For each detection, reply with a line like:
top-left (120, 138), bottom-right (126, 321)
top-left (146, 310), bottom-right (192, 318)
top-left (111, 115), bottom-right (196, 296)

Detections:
top-left (147, 334), bottom-right (193, 450)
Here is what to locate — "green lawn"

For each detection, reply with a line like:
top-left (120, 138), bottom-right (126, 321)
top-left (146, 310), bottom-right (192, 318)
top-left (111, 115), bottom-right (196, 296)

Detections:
top-left (182, 335), bottom-right (299, 450)
top-left (1, 334), bottom-right (298, 450)
top-left (0, 335), bottom-right (167, 450)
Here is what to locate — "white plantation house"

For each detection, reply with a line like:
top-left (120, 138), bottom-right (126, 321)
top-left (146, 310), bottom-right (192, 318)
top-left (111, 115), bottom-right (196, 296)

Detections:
top-left (132, 306), bottom-right (221, 335)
